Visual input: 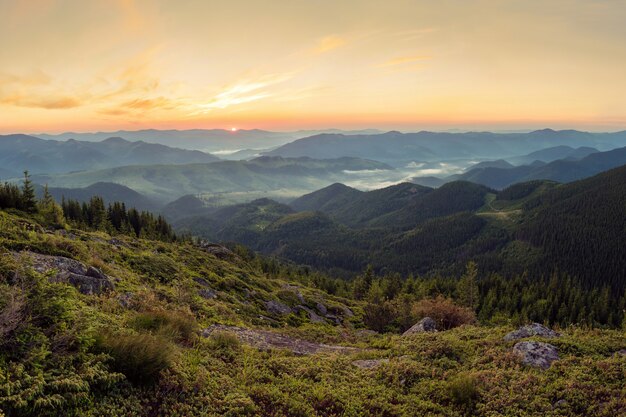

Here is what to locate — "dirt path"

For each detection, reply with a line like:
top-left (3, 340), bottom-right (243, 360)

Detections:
top-left (202, 324), bottom-right (358, 355)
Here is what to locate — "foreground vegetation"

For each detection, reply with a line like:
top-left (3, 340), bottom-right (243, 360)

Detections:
top-left (0, 185), bottom-right (624, 416)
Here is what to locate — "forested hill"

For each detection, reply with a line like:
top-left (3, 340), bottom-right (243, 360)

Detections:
top-left (171, 166), bottom-right (626, 298)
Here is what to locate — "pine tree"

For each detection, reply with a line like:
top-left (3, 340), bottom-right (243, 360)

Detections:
top-left (457, 261), bottom-right (479, 310)
top-left (21, 170), bottom-right (37, 213)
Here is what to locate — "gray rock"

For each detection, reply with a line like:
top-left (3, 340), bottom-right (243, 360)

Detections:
top-left (199, 288), bottom-right (217, 299)
top-left (296, 305), bottom-right (325, 323)
top-left (352, 359), bottom-right (389, 369)
top-left (553, 399), bottom-right (568, 409)
top-left (315, 302), bottom-right (328, 316)
top-left (504, 323), bottom-right (561, 341)
top-left (265, 300), bottom-right (292, 315)
top-left (615, 349), bottom-right (626, 357)
top-left (16, 251), bottom-right (114, 295)
top-left (513, 341), bottom-right (559, 369)
top-left (403, 317), bottom-right (437, 336)
top-left (198, 241), bottom-right (236, 259)
top-left (282, 284), bottom-right (305, 303)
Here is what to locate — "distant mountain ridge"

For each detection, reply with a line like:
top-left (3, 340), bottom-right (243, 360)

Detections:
top-left (0, 134), bottom-right (219, 175)
top-left (30, 156), bottom-right (393, 202)
top-left (35, 128), bottom-right (384, 152)
top-left (266, 129), bottom-right (626, 166)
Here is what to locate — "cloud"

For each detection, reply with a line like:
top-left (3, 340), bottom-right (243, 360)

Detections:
top-left (379, 55), bottom-right (432, 67)
top-left (313, 35), bottom-right (347, 54)
top-left (0, 94), bottom-right (82, 109)
top-left (193, 73), bottom-right (294, 113)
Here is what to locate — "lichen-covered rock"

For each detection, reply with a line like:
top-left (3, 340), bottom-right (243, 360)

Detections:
top-left (504, 323), bottom-right (561, 341)
top-left (16, 251), bottom-right (114, 295)
top-left (265, 300), bottom-right (292, 315)
top-left (513, 341), bottom-right (559, 369)
top-left (403, 317), bottom-right (437, 336)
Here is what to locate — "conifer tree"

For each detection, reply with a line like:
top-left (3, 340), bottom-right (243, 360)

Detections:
top-left (21, 170), bottom-right (37, 213)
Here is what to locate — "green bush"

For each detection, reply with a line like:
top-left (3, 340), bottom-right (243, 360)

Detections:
top-left (206, 331), bottom-right (241, 362)
top-left (131, 310), bottom-right (198, 343)
top-left (95, 332), bottom-right (174, 384)
top-left (448, 373), bottom-right (479, 411)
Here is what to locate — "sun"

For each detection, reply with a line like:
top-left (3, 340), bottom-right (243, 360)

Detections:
top-left (230, 127), bottom-right (238, 132)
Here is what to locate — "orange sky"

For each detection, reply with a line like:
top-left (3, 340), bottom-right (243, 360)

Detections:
top-left (1, 0), bottom-right (625, 133)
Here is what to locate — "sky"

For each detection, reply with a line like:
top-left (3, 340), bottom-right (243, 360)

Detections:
top-left (1, 0), bottom-right (625, 133)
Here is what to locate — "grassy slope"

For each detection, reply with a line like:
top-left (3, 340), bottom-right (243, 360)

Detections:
top-left (0, 209), bottom-right (624, 416)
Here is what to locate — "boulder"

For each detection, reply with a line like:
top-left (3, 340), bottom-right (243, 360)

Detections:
top-left (315, 302), bottom-right (328, 316)
top-left (513, 341), bottom-right (559, 369)
top-left (615, 349), bottom-right (626, 357)
top-left (296, 305), bottom-right (325, 323)
top-left (402, 317), bottom-right (437, 336)
top-left (265, 300), bottom-right (292, 315)
top-left (504, 323), bottom-right (561, 341)
top-left (16, 251), bottom-right (114, 295)
top-left (198, 241), bottom-right (236, 259)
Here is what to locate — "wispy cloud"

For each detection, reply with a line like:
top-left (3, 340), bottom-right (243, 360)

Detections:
top-left (313, 35), bottom-right (347, 54)
top-left (193, 73), bottom-right (295, 114)
top-left (0, 94), bottom-right (82, 109)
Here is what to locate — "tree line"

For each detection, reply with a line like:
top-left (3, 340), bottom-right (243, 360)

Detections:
top-left (0, 171), bottom-right (176, 241)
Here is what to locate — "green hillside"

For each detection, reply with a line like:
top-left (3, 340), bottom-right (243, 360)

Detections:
top-left (0, 199), bottom-right (624, 416)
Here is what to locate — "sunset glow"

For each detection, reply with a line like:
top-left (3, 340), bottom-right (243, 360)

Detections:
top-left (1, 0), bottom-right (625, 133)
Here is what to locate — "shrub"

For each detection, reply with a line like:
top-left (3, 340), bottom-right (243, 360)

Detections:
top-left (95, 332), bottom-right (174, 384)
top-left (448, 373), bottom-right (479, 411)
top-left (131, 310), bottom-right (198, 343)
top-left (413, 296), bottom-right (476, 330)
top-left (206, 331), bottom-right (241, 362)
top-left (128, 253), bottom-right (178, 283)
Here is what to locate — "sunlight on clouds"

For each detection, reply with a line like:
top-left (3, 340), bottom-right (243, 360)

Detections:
top-left (313, 35), bottom-right (347, 54)
top-left (193, 73), bottom-right (295, 113)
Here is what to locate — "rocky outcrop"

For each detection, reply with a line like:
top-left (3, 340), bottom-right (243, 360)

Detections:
top-left (202, 324), bottom-right (356, 355)
top-left (193, 277), bottom-right (217, 299)
top-left (403, 317), bottom-right (437, 336)
top-left (513, 341), bottom-right (559, 369)
top-left (198, 241), bottom-right (236, 259)
top-left (16, 251), bottom-right (114, 295)
top-left (504, 323), bottom-right (561, 341)
top-left (265, 300), bottom-right (292, 315)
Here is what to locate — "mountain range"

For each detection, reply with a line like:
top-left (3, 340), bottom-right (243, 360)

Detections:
top-left (415, 145), bottom-right (626, 189)
top-left (265, 129), bottom-right (626, 166)
top-left (31, 156), bottom-right (392, 203)
top-left (170, 164), bottom-right (626, 291)
top-left (0, 134), bottom-right (219, 176)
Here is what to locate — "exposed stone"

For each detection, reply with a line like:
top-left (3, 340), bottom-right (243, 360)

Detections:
top-left (199, 288), bottom-right (217, 299)
top-left (202, 324), bottom-right (357, 355)
top-left (403, 317), bottom-right (437, 336)
top-left (117, 292), bottom-right (134, 308)
top-left (296, 305), bottom-right (325, 323)
top-left (352, 359), bottom-right (389, 369)
top-left (553, 400), bottom-right (569, 409)
top-left (513, 341), bottom-right (559, 369)
top-left (504, 323), bottom-right (561, 341)
top-left (355, 329), bottom-right (379, 338)
top-left (265, 300), bottom-right (292, 315)
top-left (16, 251), bottom-right (114, 295)
top-left (198, 241), bottom-right (236, 259)
top-left (282, 284), bottom-right (305, 303)
top-left (615, 349), bottom-right (626, 357)
top-left (315, 302), bottom-right (328, 316)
